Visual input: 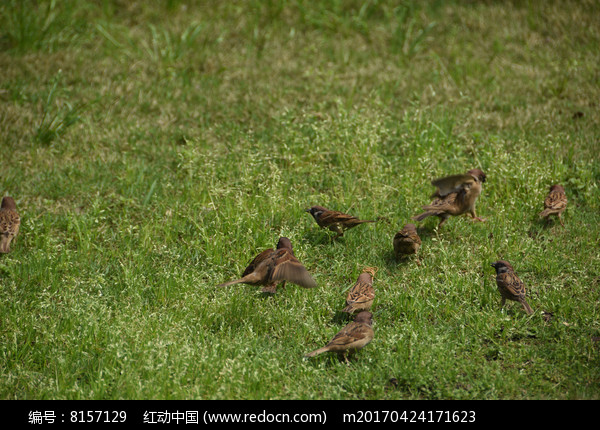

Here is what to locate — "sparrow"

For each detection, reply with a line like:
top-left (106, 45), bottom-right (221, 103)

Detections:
top-left (341, 267), bottom-right (377, 314)
top-left (0, 196), bottom-right (20, 254)
top-left (217, 237), bottom-right (317, 293)
top-left (413, 169), bottom-right (487, 228)
top-left (305, 311), bottom-right (374, 362)
top-left (305, 206), bottom-right (376, 239)
top-left (539, 184), bottom-right (567, 227)
top-left (491, 260), bottom-right (533, 315)
top-left (393, 223), bottom-right (422, 264)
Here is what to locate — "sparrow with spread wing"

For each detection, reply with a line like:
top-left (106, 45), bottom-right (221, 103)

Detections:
top-left (0, 196), bottom-right (20, 254)
top-left (539, 184), bottom-right (567, 227)
top-left (393, 223), bottom-right (421, 264)
top-left (218, 237), bottom-right (317, 293)
top-left (305, 311), bottom-right (374, 362)
top-left (413, 169), bottom-right (487, 228)
top-left (491, 260), bottom-right (533, 315)
top-left (341, 267), bottom-right (377, 314)
top-left (305, 206), bottom-right (376, 239)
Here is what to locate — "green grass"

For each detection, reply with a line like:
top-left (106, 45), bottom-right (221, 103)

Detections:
top-left (1, 0), bottom-right (599, 400)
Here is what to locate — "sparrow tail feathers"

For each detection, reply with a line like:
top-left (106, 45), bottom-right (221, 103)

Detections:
top-left (521, 300), bottom-right (534, 315)
top-left (304, 347), bottom-right (330, 358)
top-left (217, 273), bottom-right (259, 287)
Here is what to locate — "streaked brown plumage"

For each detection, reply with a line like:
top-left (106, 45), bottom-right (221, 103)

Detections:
top-left (393, 223), bottom-right (421, 264)
top-left (413, 169), bottom-right (487, 228)
top-left (305, 311), bottom-right (374, 362)
top-left (305, 206), bottom-right (375, 239)
top-left (0, 196), bottom-right (20, 254)
top-left (341, 267), bottom-right (377, 314)
top-left (539, 184), bottom-right (567, 227)
top-left (217, 237), bottom-right (317, 293)
top-left (491, 260), bottom-right (533, 315)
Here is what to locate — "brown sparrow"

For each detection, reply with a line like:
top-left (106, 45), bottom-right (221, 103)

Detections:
top-left (413, 169), bottom-right (487, 228)
top-left (305, 311), bottom-right (374, 362)
top-left (305, 206), bottom-right (375, 239)
top-left (341, 267), bottom-right (377, 314)
top-left (0, 196), bottom-right (20, 253)
top-left (218, 237), bottom-right (317, 293)
top-left (539, 184), bottom-right (567, 227)
top-left (491, 260), bottom-right (533, 315)
top-left (393, 223), bottom-right (421, 264)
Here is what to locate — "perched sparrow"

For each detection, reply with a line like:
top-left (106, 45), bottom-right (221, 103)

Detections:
top-left (539, 184), bottom-right (567, 227)
top-left (341, 267), bottom-right (377, 314)
top-left (305, 206), bottom-right (375, 239)
top-left (393, 223), bottom-right (422, 264)
top-left (305, 311), bottom-right (374, 362)
top-left (0, 196), bottom-right (20, 254)
top-left (491, 260), bottom-right (533, 315)
top-left (218, 237), bottom-right (317, 293)
top-left (413, 169), bottom-right (487, 228)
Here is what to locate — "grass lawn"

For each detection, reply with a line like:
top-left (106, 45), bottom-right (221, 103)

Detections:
top-left (0, 0), bottom-right (599, 400)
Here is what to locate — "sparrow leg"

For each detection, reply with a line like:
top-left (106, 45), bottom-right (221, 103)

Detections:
top-left (468, 209), bottom-right (486, 222)
top-left (558, 214), bottom-right (565, 227)
top-left (437, 215), bottom-right (449, 228)
top-left (330, 224), bottom-right (344, 240)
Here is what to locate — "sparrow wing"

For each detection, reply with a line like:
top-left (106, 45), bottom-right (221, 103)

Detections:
top-left (432, 174), bottom-right (476, 197)
top-left (544, 190), bottom-right (567, 212)
top-left (218, 248), bottom-right (274, 287)
top-left (0, 208), bottom-right (20, 235)
top-left (242, 248), bottom-right (275, 277)
top-left (500, 271), bottom-right (526, 298)
top-left (326, 322), bottom-right (373, 349)
top-left (271, 249), bottom-right (317, 288)
top-left (345, 281), bottom-right (374, 306)
top-left (394, 226), bottom-right (421, 244)
top-left (421, 192), bottom-right (459, 213)
top-left (319, 210), bottom-right (357, 225)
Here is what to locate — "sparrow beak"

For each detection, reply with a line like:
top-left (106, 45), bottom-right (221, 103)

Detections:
top-left (304, 208), bottom-right (311, 213)
top-left (490, 262), bottom-right (496, 268)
